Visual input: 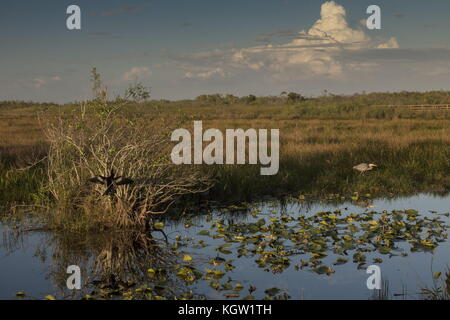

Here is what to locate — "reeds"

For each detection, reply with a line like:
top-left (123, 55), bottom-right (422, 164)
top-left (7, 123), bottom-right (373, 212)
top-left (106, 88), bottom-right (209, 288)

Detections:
top-left (1, 93), bottom-right (449, 216)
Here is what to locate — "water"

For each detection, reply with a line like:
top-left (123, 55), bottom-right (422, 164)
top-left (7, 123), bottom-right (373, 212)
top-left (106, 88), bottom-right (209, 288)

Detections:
top-left (0, 193), bottom-right (449, 300)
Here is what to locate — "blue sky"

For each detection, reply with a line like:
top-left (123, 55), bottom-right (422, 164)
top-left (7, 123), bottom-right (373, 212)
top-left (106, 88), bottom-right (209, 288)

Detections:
top-left (2, 0), bottom-right (450, 102)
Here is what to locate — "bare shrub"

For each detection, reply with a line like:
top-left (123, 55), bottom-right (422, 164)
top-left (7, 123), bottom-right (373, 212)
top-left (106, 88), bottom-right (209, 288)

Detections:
top-left (42, 100), bottom-right (211, 230)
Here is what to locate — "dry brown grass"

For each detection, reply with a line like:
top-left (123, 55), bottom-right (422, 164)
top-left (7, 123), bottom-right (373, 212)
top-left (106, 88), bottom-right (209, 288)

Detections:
top-left (1, 102), bottom-right (449, 206)
top-left (203, 118), bottom-right (450, 158)
top-left (1, 105), bottom-right (449, 153)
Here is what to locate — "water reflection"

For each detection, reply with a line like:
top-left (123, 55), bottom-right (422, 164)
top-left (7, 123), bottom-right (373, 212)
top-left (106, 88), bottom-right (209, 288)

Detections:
top-left (1, 228), bottom-right (188, 299)
top-left (0, 192), bottom-right (449, 300)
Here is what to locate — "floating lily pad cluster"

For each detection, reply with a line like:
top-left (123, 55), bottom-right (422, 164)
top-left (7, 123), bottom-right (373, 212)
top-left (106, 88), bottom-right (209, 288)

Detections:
top-left (46, 205), bottom-right (448, 300)
top-left (153, 207), bottom-right (448, 299)
top-left (200, 208), bottom-right (448, 276)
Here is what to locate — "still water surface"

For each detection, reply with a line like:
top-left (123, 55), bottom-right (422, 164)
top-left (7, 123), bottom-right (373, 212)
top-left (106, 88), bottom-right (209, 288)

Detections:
top-left (0, 193), bottom-right (448, 300)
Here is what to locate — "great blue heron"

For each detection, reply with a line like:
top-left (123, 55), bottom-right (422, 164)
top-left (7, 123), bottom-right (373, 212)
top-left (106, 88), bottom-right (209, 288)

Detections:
top-left (353, 163), bottom-right (377, 175)
top-left (88, 169), bottom-right (134, 196)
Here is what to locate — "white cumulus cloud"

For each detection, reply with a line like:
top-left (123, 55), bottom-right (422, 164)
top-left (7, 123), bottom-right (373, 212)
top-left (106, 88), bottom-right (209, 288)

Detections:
top-left (123, 67), bottom-right (151, 81)
top-left (377, 37), bottom-right (400, 49)
top-left (33, 75), bottom-right (61, 88)
top-left (169, 1), bottom-right (398, 80)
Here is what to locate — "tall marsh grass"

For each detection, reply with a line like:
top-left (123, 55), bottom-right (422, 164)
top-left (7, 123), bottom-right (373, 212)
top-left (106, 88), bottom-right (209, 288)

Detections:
top-left (204, 118), bottom-right (450, 201)
top-left (0, 91), bottom-right (449, 221)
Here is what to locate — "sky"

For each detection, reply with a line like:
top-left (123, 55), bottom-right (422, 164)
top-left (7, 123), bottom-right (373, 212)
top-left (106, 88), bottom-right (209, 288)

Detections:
top-left (2, 0), bottom-right (450, 102)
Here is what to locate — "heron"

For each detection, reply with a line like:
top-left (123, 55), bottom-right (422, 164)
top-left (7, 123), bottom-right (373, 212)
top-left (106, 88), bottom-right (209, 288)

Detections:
top-left (353, 163), bottom-right (377, 175)
top-left (88, 169), bottom-right (134, 196)
top-left (356, 199), bottom-right (375, 208)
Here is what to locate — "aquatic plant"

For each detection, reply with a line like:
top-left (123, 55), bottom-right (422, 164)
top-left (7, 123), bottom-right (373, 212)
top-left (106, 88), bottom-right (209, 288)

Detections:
top-left (421, 268), bottom-right (450, 300)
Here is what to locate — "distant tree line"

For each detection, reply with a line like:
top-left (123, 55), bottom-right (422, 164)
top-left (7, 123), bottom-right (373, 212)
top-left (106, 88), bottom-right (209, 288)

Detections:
top-left (0, 101), bottom-right (59, 109)
top-left (194, 91), bottom-right (307, 106)
top-left (4, 68), bottom-right (450, 111)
